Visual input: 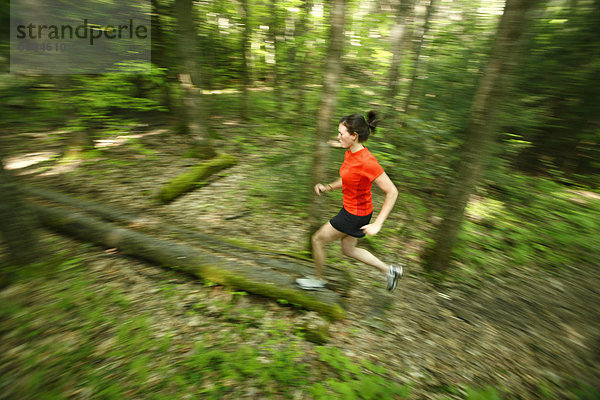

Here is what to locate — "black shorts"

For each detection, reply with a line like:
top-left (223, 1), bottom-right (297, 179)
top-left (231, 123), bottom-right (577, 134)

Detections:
top-left (329, 207), bottom-right (373, 238)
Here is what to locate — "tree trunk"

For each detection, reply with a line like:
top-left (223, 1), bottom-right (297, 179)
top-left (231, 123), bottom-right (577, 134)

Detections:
top-left (403, 0), bottom-right (437, 114)
top-left (28, 201), bottom-right (346, 320)
top-left (174, 0), bottom-right (214, 158)
top-left (270, 0), bottom-right (283, 113)
top-left (308, 0), bottom-right (346, 237)
top-left (63, 129), bottom-right (95, 161)
top-left (387, 0), bottom-right (413, 115)
top-left (22, 184), bottom-right (352, 292)
top-left (424, 0), bottom-right (541, 272)
top-left (203, 8), bottom-right (218, 94)
top-left (0, 158), bottom-right (44, 282)
top-left (240, 0), bottom-right (251, 121)
top-left (294, 0), bottom-right (312, 121)
top-left (151, 0), bottom-right (174, 113)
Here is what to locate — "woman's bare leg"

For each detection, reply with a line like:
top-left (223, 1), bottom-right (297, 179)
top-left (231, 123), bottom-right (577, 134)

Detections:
top-left (311, 222), bottom-right (347, 280)
top-left (340, 236), bottom-right (388, 274)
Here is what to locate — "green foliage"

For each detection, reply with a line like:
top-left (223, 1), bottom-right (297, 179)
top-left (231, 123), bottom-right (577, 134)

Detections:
top-left (0, 256), bottom-right (409, 399)
top-left (566, 381), bottom-right (600, 400)
top-left (465, 386), bottom-right (502, 400)
top-left (312, 346), bottom-right (411, 399)
top-left (453, 174), bottom-right (600, 278)
top-left (505, 2), bottom-right (600, 178)
top-left (178, 322), bottom-right (310, 397)
top-left (66, 63), bottom-right (166, 134)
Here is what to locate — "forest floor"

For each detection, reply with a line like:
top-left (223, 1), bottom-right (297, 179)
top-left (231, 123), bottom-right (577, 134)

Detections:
top-left (2, 126), bottom-right (599, 399)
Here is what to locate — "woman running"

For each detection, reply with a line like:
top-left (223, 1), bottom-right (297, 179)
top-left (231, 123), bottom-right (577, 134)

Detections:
top-left (297, 111), bottom-right (403, 291)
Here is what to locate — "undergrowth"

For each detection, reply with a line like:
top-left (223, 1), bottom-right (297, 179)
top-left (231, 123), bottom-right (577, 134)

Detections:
top-left (2, 223), bottom-right (599, 399)
top-left (0, 254), bottom-right (410, 400)
top-left (452, 175), bottom-right (600, 282)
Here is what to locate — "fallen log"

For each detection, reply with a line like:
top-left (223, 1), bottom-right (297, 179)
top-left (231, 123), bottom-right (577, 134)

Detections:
top-left (30, 203), bottom-right (346, 320)
top-left (22, 184), bottom-right (353, 292)
top-left (22, 185), bottom-right (137, 224)
top-left (156, 153), bottom-right (237, 204)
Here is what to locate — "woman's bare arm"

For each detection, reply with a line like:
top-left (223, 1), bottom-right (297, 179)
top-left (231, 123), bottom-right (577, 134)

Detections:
top-left (360, 172), bottom-right (398, 236)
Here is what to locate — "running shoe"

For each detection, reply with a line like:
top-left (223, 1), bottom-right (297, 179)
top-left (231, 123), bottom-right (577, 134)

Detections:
top-left (296, 277), bottom-right (327, 290)
top-left (386, 264), bottom-right (403, 292)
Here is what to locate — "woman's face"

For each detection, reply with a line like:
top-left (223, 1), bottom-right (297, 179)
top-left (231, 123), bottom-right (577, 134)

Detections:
top-left (338, 123), bottom-right (357, 148)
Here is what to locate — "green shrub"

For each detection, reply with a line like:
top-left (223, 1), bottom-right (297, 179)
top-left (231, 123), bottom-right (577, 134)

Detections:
top-left (453, 175), bottom-right (600, 277)
top-left (312, 346), bottom-right (410, 399)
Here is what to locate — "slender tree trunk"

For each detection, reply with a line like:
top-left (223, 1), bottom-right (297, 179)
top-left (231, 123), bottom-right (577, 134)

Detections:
top-left (294, 0), bottom-right (312, 121)
top-left (424, 0), bottom-right (541, 272)
top-left (240, 0), bottom-right (251, 121)
top-left (203, 12), bottom-right (217, 93)
top-left (154, 0), bottom-right (182, 117)
top-left (0, 157), bottom-right (44, 283)
top-left (403, 0), bottom-right (437, 113)
top-left (308, 0), bottom-right (346, 237)
top-left (270, 0), bottom-right (283, 113)
top-left (64, 129), bottom-right (95, 160)
top-left (387, 0), bottom-right (413, 115)
top-left (151, 0), bottom-right (173, 112)
top-left (174, 0), bottom-right (214, 157)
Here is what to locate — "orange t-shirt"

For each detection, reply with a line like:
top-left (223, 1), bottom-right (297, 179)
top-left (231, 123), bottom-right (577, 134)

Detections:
top-left (339, 147), bottom-right (384, 216)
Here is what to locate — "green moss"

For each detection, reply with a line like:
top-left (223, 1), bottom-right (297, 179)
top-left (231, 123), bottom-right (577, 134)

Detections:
top-left (216, 236), bottom-right (312, 262)
top-left (195, 263), bottom-right (346, 320)
top-left (217, 236), bottom-right (268, 254)
top-left (157, 153), bottom-right (237, 204)
top-left (302, 322), bottom-right (330, 344)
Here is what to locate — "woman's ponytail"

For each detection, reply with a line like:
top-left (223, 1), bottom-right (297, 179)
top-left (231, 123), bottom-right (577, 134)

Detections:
top-left (367, 110), bottom-right (379, 134)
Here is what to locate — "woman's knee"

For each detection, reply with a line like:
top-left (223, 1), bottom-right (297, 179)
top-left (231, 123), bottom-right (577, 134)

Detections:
top-left (341, 245), bottom-right (352, 257)
top-left (341, 240), bottom-right (356, 257)
top-left (313, 223), bottom-right (341, 246)
top-left (311, 233), bottom-right (321, 246)
top-left (312, 230), bottom-right (327, 247)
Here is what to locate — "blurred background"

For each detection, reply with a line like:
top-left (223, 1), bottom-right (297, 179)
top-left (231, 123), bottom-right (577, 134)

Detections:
top-left (0, 0), bottom-right (599, 398)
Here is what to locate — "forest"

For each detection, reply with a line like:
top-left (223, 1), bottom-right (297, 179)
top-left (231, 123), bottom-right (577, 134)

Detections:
top-left (0, 0), bottom-right (599, 398)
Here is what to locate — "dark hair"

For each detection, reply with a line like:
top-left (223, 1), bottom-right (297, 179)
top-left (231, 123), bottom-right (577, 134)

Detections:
top-left (339, 111), bottom-right (379, 142)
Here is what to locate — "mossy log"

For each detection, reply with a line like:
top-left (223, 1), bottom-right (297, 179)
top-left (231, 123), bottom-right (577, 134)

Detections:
top-left (22, 185), bottom-right (352, 293)
top-left (22, 185), bottom-right (137, 224)
top-left (29, 203), bottom-right (346, 320)
top-left (157, 153), bottom-right (237, 204)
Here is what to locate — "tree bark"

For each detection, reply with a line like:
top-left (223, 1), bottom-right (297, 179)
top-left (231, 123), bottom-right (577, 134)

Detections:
top-left (293, 0), bottom-right (312, 120)
top-left (0, 158), bottom-right (44, 276)
top-left (270, 0), bottom-right (283, 113)
top-left (308, 0), bottom-right (346, 238)
top-left (240, 0), bottom-right (251, 121)
top-left (151, 0), bottom-right (174, 113)
top-left (21, 184), bottom-right (352, 292)
top-left (174, 0), bottom-right (214, 158)
top-left (424, 0), bottom-right (541, 272)
top-left (387, 0), bottom-right (413, 115)
top-left (63, 129), bottom-right (95, 161)
top-left (28, 202), bottom-right (346, 320)
top-left (202, 5), bottom-right (218, 93)
top-left (403, 0), bottom-right (437, 114)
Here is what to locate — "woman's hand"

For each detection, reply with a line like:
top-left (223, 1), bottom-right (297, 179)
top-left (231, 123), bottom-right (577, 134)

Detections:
top-left (314, 183), bottom-right (328, 196)
top-left (360, 222), bottom-right (382, 236)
